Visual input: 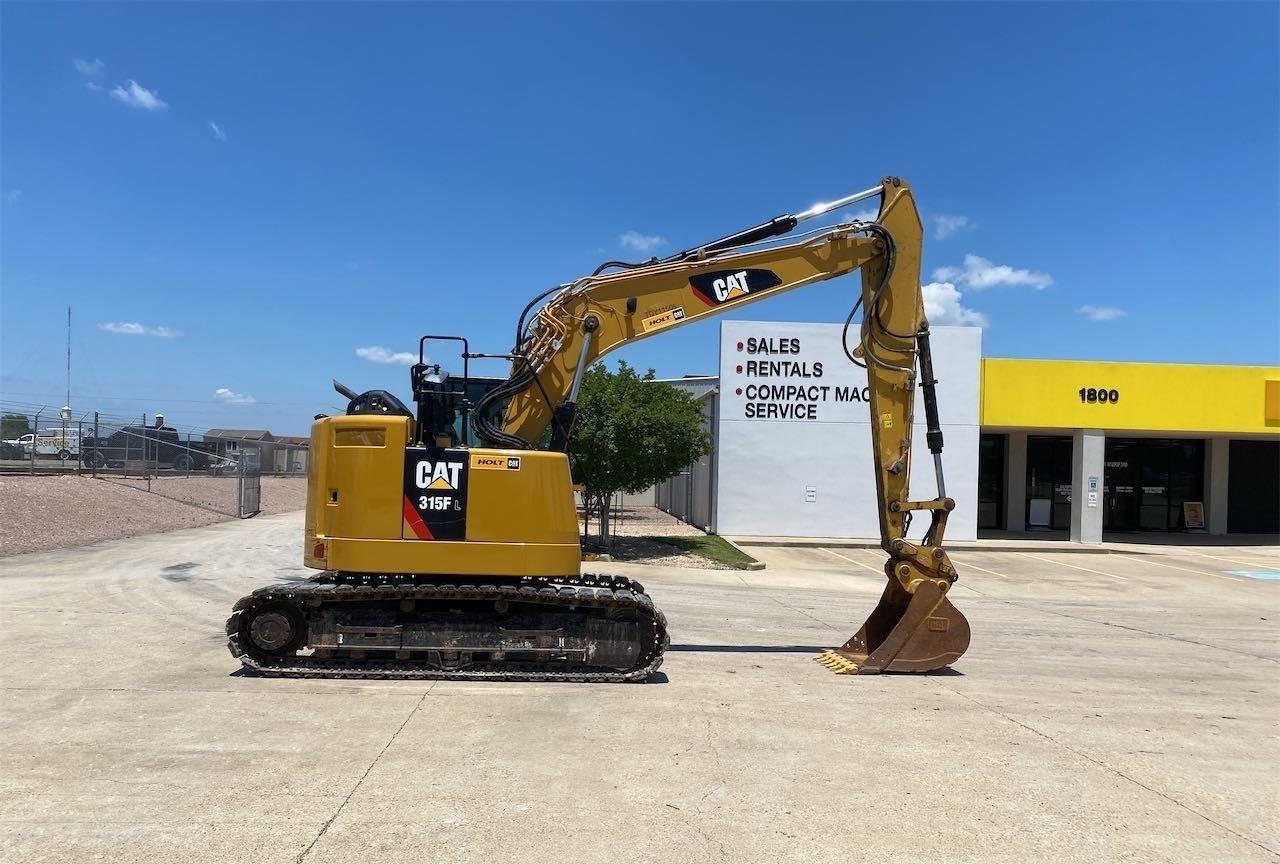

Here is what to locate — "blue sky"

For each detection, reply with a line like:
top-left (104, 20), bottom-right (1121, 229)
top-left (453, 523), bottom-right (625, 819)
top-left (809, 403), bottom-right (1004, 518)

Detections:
top-left (2, 2), bottom-right (1277, 435)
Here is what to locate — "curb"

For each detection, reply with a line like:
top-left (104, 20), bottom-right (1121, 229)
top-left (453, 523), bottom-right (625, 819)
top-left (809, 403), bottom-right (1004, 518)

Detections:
top-left (718, 535), bottom-right (766, 570)
top-left (727, 537), bottom-right (1117, 555)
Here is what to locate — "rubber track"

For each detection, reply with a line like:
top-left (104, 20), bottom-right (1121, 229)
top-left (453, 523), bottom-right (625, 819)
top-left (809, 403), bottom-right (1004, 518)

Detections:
top-left (226, 572), bottom-right (668, 683)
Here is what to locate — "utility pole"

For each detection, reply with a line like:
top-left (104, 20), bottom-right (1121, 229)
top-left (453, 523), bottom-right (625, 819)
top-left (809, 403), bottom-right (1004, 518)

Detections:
top-left (66, 306), bottom-right (72, 410)
top-left (61, 307), bottom-right (72, 453)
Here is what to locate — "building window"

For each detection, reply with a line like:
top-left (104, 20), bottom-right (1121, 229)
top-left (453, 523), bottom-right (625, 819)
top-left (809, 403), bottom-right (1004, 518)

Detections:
top-left (1227, 440), bottom-right (1279, 535)
top-left (1104, 438), bottom-right (1205, 531)
top-left (977, 434), bottom-right (1006, 530)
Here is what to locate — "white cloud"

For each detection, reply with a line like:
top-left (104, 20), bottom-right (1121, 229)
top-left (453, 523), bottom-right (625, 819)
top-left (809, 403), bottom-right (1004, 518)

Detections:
top-left (208, 121), bottom-right (226, 141)
top-left (618, 230), bottom-right (665, 253)
top-left (109, 80), bottom-right (167, 110)
top-left (932, 214), bottom-right (971, 240)
top-left (214, 387), bottom-right (255, 405)
top-left (74, 58), bottom-right (104, 76)
top-left (356, 345), bottom-right (417, 365)
top-left (5, 189), bottom-right (21, 204)
top-left (932, 254), bottom-right (1052, 291)
top-left (922, 281), bottom-right (988, 327)
top-left (1077, 305), bottom-right (1127, 322)
top-left (97, 321), bottom-right (182, 338)
top-left (840, 208), bottom-right (880, 223)
top-left (85, 82), bottom-right (104, 92)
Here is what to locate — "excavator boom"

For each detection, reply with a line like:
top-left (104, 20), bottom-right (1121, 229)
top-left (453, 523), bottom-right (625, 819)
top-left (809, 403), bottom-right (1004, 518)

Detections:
top-left (479, 176), bottom-right (970, 674)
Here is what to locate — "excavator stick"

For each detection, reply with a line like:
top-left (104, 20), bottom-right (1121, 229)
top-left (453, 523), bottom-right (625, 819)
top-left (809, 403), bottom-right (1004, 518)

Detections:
top-left (816, 568), bottom-right (970, 675)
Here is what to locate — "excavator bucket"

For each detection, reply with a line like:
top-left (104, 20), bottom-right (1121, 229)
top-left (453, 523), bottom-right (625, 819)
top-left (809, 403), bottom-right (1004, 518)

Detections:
top-left (815, 577), bottom-right (970, 674)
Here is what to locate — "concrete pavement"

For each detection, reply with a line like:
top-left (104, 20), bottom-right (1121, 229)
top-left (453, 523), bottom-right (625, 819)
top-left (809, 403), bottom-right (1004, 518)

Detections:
top-left (1, 513), bottom-right (1277, 863)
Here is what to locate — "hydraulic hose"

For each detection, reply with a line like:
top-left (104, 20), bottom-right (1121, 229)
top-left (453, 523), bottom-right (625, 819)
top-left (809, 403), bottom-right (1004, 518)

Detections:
top-left (471, 365), bottom-right (537, 449)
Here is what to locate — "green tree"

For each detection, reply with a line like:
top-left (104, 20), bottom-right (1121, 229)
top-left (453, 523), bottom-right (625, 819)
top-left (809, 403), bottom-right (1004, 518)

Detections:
top-left (569, 360), bottom-right (711, 547)
top-left (1, 413), bottom-right (32, 441)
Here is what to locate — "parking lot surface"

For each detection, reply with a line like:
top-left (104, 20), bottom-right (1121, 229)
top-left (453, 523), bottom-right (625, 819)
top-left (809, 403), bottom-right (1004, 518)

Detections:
top-left (2, 513), bottom-right (1277, 863)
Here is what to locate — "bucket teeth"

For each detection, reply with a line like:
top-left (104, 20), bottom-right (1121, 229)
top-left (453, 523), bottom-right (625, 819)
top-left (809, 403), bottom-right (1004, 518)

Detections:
top-left (814, 650), bottom-right (861, 675)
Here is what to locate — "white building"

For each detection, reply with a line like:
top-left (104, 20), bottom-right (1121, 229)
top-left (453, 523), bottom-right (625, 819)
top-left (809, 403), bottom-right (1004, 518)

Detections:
top-left (655, 321), bottom-right (1280, 542)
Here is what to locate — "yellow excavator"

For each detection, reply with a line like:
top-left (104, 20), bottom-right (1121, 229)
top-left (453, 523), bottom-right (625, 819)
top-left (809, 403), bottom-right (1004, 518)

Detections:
top-left (226, 176), bottom-right (970, 681)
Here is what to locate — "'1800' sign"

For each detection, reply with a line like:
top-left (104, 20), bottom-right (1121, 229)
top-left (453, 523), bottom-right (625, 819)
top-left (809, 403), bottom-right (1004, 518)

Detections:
top-left (1078, 387), bottom-right (1120, 404)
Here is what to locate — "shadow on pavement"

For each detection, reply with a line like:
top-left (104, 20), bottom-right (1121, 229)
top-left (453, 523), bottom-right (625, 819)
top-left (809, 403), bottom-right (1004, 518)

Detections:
top-left (668, 645), bottom-right (967, 676)
top-left (669, 644), bottom-right (832, 653)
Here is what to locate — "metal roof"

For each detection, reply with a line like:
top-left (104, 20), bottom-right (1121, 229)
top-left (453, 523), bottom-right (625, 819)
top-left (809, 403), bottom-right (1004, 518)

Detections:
top-left (204, 428), bottom-right (274, 440)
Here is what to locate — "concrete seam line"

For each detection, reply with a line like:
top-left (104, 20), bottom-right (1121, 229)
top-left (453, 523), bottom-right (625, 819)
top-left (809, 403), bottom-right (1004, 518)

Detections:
top-left (1024, 606), bottom-right (1276, 664)
top-left (932, 681), bottom-right (1280, 859)
top-left (951, 561), bottom-right (1277, 664)
top-left (296, 684), bottom-right (435, 863)
top-left (760, 592), bottom-right (843, 632)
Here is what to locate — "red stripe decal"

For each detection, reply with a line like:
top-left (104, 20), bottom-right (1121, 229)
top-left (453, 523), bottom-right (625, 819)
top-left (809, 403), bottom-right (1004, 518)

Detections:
top-left (403, 496), bottom-right (434, 539)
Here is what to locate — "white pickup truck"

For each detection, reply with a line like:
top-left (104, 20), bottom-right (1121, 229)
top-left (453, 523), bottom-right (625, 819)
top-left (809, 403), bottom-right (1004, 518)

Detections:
top-left (4, 428), bottom-right (81, 460)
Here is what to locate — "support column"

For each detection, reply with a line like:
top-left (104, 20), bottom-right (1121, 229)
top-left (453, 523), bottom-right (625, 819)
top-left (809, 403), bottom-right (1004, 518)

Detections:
top-left (1207, 437), bottom-right (1230, 535)
top-left (1004, 431), bottom-right (1027, 532)
top-left (1070, 429), bottom-right (1105, 544)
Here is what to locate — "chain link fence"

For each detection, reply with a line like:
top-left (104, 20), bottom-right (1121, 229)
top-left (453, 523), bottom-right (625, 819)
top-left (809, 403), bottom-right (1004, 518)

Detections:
top-left (0, 402), bottom-right (307, 518)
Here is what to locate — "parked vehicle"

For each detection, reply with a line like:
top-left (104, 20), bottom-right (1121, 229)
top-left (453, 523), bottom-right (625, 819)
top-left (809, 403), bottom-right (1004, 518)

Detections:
top-left (81, 425), bottom-right (220, 470)
top-left (5, 428), bottom-right (81, 460)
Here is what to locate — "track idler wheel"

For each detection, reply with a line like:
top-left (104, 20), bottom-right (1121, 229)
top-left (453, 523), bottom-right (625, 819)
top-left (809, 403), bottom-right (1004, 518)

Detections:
top-left (243, 604), bottom-right (306, 656)
top-left (816, 567), bottom-right (970, 675)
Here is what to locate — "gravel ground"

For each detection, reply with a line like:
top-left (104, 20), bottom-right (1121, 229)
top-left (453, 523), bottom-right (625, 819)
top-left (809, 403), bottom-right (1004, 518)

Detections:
top-left (0, 485), bottom-right (710, 566)
top-left (586, 536), bottom-right (736, 569)
top-left (582, 506), bottom-right (732, 569)
top-left (103, 475), bottom-right (308, 517)
top-left (258, 476), bottom-right (309, 514)
top-left (594, 505), bottom-right (706, 538)
top-left (0, 475), bottom-right (307, 558)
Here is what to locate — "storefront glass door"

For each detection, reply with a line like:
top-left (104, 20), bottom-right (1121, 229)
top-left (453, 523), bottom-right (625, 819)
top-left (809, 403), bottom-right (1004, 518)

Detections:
top-left (1104, 438), bottom-right (1204, 531)
top-left (1025, 436), bottom-right (1073, 530)
top-left (978, 434), bottom-right (1006, 530)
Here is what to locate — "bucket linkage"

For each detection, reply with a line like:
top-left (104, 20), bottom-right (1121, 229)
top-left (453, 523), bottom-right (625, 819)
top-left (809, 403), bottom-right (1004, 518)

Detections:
top-left (816, 514), bottom-right (970, 674)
